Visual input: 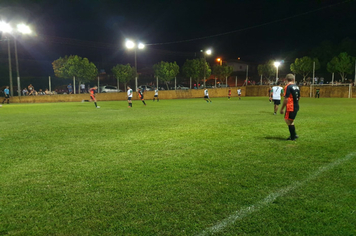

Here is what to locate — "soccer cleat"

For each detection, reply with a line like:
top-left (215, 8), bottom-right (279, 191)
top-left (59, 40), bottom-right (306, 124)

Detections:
top-left (274, 112), bottom-right (276, 115)
top-left (287, 135), bottom-right (299, 140)
top-left (82, 99), bottom-right (84, 103)
top-left (96, 106), bottom-right (100, 109)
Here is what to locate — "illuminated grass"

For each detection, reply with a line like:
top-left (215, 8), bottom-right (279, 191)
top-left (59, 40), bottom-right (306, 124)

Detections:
top-left (0, 97), bottom-right (355, 235)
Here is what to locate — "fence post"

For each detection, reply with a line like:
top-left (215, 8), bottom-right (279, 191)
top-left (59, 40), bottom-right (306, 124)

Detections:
top-left (97, 76), bottom-right (100, 92)
top-left (49, 76), bottom-right (51, 92)
top-left (235, 76), bottom-right (237, 87)
top-left (190, 77), bottom-right (192, 89)
top-left (73, 76), bottom-right (76, 94)
top-left (175, 77), bottom-right (177, 90)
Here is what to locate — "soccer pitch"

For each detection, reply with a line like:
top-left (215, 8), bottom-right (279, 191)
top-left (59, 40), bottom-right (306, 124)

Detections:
top-left (1, 97), bottom-right (355, 235)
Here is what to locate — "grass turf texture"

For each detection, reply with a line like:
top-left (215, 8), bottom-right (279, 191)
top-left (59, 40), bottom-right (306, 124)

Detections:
top-left (0, 97), bottom-right (355, 235)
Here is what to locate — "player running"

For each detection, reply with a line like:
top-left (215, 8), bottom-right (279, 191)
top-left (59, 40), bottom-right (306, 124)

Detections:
top-left (204, 88), bottom-right (212, 103)
top-left (127, 86), bottom-right (133, 108)
top-left (89, 86), bottom-right (100, 108)
top-left (153, 88), bottom-right (159, 101)
top-left (228, 89), bottom-right (231, 100)
top-left (280, 74), bottom-right (300, 141)
top-left (270, 84), bottom-right (284, 115)
top-left (137, 88), bottom-right (146, 106)
top-left (237, 88), bottom-right (241, 100)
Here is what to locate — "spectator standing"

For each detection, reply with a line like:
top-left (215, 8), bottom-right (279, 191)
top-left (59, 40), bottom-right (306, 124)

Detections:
top-left (67, 83), bottom-right (73, 94)
top-left (80, 83), bottom-right (86, 93)
top-left (2, 86), bottom-right (10, 104)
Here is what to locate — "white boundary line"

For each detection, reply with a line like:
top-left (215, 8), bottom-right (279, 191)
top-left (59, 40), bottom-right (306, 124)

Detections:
top-left (197, 152), bottom-right (356, 236)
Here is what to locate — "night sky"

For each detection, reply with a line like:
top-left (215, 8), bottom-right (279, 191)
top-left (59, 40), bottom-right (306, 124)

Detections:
top-left (1, 0), bottom-right (356, 76)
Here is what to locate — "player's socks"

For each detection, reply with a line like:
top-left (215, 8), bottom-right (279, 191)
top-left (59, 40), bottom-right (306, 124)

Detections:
top-left (130, 103), bottom-right (132, 107)
top-left (142, 101), bottom-right (146, 105)
top-left (288, 125), bottom-right (296, 140)
top-left (157, 98), bottom-right (159, 101)
top-left (94, 102), bottom-right (97, 107)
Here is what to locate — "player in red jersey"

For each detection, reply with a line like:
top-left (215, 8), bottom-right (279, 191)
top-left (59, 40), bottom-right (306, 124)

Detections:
top-left (83, 86), bottom-right (100, 108)
top-left (280, 74), bottom-right (300, 141)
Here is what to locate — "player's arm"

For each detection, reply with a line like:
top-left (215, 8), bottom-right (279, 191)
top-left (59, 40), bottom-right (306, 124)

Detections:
top-left (280, 88), bottom-right (290, 114)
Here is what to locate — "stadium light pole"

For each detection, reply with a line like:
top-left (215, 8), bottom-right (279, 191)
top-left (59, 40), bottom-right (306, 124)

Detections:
top-left (125, 40), bottom-right (145, 91)
top-left (14, 23), bottom-right (32, 96)
top-left (274, 61), bottom-right (281, 84)
top-left (0, 21), bottom-right (14, 96)
top-left (202, 49), bottom-right (212, 88)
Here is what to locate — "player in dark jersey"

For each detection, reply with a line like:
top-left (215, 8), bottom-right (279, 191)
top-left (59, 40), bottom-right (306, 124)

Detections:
top-left (83, 86), bottom-right (100, 108)
top-left (137, 88), bottom-right (146, 106)
top-left (280, 74), bottom-right (300, 141)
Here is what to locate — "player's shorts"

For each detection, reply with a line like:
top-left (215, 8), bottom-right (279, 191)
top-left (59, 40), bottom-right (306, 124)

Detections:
top-left (273, 99), bottom-right (281, 105)
top-left (204, 96), bottom-right (209, 99)
top-left (238, 94), bottom-right (241, 96)
top-left (140, 95), bottom-right (144, 99)
top-left (128, 97), bottom-right (132, 100)
top-left (4, 94), bottom-right (9, 98)
top-left (285, 110), bottom-right (298, 121)
top-left (90, 94), bottom-right (95, 100)
top-left (154, 95), bottom-right (158, 97)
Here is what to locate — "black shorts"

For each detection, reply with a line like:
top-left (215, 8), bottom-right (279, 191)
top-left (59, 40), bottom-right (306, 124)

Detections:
top-left (154, 95), bottom-right (158, 97)
top-left (140, 95), bottom-right (144, 100)
top-left (285, 110), bottom-right (298, 121)
top-left (128, 97), bottom-right (132, 100)
top-left (273, 99), bottom-right (281, 105)
top-left (204, 96), bottom-right (209, 99)
top-left (5, 94), bottom-right (9, 98)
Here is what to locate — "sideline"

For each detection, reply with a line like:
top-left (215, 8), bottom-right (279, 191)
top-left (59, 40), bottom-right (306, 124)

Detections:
top-left (197, 152), bottom-right (356, 235)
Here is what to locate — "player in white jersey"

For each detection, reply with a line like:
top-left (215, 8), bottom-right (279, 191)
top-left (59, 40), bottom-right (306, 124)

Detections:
top-left (204, 88), bottom-right (212, 103)
top-left (153, 89), bottom-right (159, 101)
top-left (270, 84), bottom-right (284, 115)
top-left (237, 88), bottom-right (241, 100)
top-left (127, 86), bottom-right (133, 108)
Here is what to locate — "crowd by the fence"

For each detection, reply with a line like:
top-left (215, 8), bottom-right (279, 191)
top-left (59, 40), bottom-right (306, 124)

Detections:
top-left (21, 83), bottom-right (88, 96)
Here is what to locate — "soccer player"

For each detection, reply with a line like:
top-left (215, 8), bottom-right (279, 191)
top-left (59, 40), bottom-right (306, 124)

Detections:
top-left (237, 88), bottom-right (241, 100)
top-left (137, 88), bottom-right (146, 106)
top-left (2, 86), bottom-right (10, 104)
top-left (87, 86), bottom-right (100, 108)
top-left (127, 86), bottom-right (133, 108)
top-left (228, 89), bottom-right (231, 100)
top-left (204, 88), bottom-right (212, 103)
top-left (315, 88), bottom-right (320, 98)
top-left (280, 74), bottom-right (300, 141)
top-left (153, 88), bottom-right (159, 101)
top-left (270, 84), bottom-right (284, 115)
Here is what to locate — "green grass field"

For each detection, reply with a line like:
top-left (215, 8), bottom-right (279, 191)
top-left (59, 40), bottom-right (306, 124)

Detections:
top-left (1, 97), bottom-right (355, 235)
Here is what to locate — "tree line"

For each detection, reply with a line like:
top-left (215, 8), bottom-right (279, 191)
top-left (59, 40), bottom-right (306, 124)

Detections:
top-left (52, 57), bottom-right (234, 90)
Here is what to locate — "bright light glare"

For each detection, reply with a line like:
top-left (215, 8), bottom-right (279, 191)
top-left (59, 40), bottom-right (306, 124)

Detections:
top-left (17, 24), bottom-right (32, 34)
top-left (125, 40), bottom-right (135, 49)
top-left (0, 21), bottom-right (12, 33)
top-left (217, 58), bottom-right (221, 62)
top-left (274, 61), bottom-right (281, 67)
top-left (206, 49), bottom-right (212, 55)
top-left (138, 43), bottom-right (145, 49)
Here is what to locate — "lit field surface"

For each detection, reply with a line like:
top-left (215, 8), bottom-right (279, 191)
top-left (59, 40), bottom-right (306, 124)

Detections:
top-left (1, 97), bottom-right (355, 235)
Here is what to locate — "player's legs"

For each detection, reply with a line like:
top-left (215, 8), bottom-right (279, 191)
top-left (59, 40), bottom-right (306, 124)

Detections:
top-left (141, 98), bottom-right (146, 106)
top-left (284, 111), bottom-right (298, 140)
top-left (128, 97), bottom-right (132, 107)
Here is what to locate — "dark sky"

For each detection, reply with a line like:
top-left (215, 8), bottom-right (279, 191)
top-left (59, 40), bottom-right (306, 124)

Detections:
top-left (1, 0), bottom-right (356, 75)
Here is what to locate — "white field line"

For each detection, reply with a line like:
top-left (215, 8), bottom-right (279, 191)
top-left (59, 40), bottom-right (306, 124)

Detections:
top-left (197, 152), bottom-right (356, 236)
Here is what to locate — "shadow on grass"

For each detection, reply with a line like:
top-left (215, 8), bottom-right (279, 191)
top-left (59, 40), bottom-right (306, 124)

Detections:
top-left (264, 136), bottom-right (286, 140)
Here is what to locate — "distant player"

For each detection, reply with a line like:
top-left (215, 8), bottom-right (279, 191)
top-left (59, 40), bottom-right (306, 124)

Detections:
top-left (137, 88), bottom-right (146, 106)
top-left (228, 89), bottom-right (231, 100)
top-left (204, 88), bottom-right (212, 103)
top-left (270, 84), bottom-right (284, 115)
top-left (280, 74), bottom-right (300, 141)
top-left (83, 86), bottom-right (100, 108)
top-left (237, 88), bottom-right (241, 100)
top-left (153, 88), bottom-right (159, 101)
top-left (2, 86), bottom-right (10, 104)
top-left (315, 88), bottom-right (320, 98)
top-left (127, 86), bottom-right (133, 108)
